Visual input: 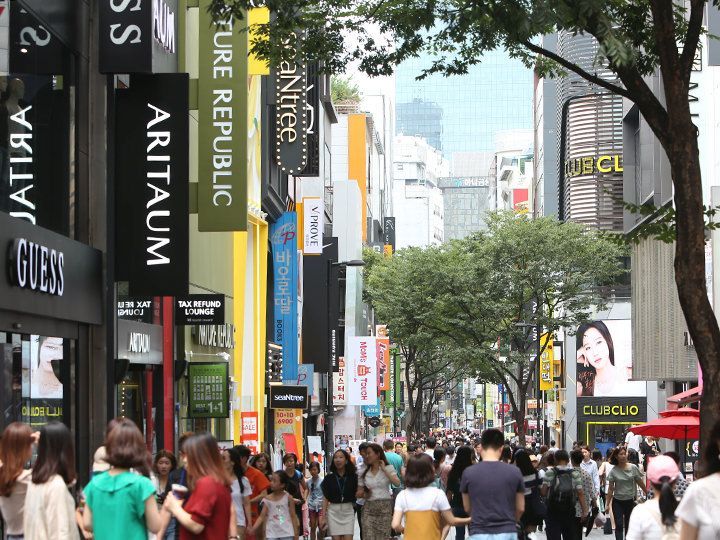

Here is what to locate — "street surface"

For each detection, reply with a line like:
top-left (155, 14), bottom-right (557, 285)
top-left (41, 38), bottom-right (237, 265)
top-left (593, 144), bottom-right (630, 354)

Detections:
top-left (348, 525), bottom-right (608, 539)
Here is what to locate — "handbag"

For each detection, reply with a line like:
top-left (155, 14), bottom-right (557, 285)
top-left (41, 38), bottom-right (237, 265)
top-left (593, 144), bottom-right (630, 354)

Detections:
top-left (604, 516), bottom-right (613, 535)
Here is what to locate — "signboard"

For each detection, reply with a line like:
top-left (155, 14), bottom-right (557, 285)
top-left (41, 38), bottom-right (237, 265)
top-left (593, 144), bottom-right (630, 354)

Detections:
top-left (302, 197), bottom-right (324, 255)
top-left (295, 364), bottom-right (314, 398)
top-left (564, 155), bottom-right (623, 178)
top-left (117, 298), bottom-right (154, 323)
top-left (299, 62), bottom-right (320, 175)
top-left (362, 402), bottom-right (381, 416)
top-left (116, 319), bottom-right (163, 365)
top-left (175, 294), bottom-right (225, 325)
top-left (99, 0), bottom-right (179, 73)
top-left (273, 43), bottom-right (308, 175)
top-left (192, 324), bottom-right (235, 349)
top-left (437, 177), bottom-right (491, 189)
top-left (0, 212), bottom-right (102, 325)
top-left (271, 212), bottom-right (299, 380)
top-left (539, 333), bottom-right (554, 391)
top-left (10, 5), bottom-right (64, 74)
top-left (385, 347), bottom-right (395, 408)
top-left (269, 385), bottom-right (309, 410)
top-left (333, 356), bottom-right (347, 405)
top-left (187, 362), bottom-right (229, 418)
top-left (383, 217), bottom-right (396, 253)
top-left (115, 73), bottom-right (189, 297)
top-left (377, 338), bottom-right (390, 391)
top-left (241, 411), bottom-right (259, 454)
top-left (274, 409), bottom-right (303, 460)
top-left (347, 336), bottom-right (378, 406)
top-left (197, 1), bottom-right (247, 231)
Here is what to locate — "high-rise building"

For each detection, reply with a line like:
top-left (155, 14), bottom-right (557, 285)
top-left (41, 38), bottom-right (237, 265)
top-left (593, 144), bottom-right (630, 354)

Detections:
top-left (395, 49), bottom-right (534, 168)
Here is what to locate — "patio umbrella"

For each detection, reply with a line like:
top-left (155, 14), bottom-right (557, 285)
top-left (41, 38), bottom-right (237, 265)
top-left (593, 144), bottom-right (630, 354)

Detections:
top-left (658, 407), bottom-right (699, 418)
top-left (631, 414), bottom-right (699, 440)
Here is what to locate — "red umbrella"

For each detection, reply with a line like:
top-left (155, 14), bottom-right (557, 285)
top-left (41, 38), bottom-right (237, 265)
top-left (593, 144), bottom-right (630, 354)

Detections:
top-left (659, 407), bottom-right (699, 418)
top-left (631, 414), bottom-right (699, 440)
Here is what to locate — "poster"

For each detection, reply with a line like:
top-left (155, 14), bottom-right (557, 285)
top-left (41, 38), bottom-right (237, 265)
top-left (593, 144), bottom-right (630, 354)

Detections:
top-left (347, 336), bottom-right (378, 406)
top-left (30, 336), bottom-right (63, 400)
top-left (575, 319), bottom-right (645, 397)
top-left (241, 411), bottom-right (259, 454)
top-left (187, 362), bottom-right (229, 418)
top-left (274, 409), bottom-right (303, 461)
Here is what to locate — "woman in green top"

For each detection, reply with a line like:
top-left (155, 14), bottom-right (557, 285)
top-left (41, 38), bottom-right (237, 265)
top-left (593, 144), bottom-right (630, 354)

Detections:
top-left (83, 418), bottom-right (162, 539)
top-left (606, 447), bottom-right (646, 540)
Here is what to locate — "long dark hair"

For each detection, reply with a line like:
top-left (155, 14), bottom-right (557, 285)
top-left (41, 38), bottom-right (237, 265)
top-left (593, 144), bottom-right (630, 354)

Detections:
top-left (0, 422), bottom-right (33, 496)
top-left (228, 446), bottom-right (247, 494)
top-left (362, 443), bottom-right (389, 480)
top-left (183, 433), bottom-right (231, 490)
top-left (447, 446), bottom-right (474, 488)
top-left (702, 419), bottom-right (720, 475)
top-left (576, 321), bottom-right (615, 396)
top-left (514, 450), bottom-right (536, 476)
top-left (32, 422), bottom-right (76, 485)
top-left (655, 477), bottom-right (678, 527)
top-left (250, 452), bottom-right (273, 477)
top-left (330, 449), bottom-right (356, 476)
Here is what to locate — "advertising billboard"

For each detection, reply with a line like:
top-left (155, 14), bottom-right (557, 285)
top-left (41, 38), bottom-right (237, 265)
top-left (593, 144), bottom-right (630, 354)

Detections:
top-left (576, 319), bottom-right (644, 398)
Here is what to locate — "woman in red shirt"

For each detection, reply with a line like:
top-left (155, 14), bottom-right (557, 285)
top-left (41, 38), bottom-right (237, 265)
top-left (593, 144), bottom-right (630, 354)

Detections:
top-left (164, 433), bottom-right (236, 540)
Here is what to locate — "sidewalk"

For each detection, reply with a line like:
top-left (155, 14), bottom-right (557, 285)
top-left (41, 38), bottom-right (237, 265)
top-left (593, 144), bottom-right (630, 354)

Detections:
top-left (350, 525), bottom-right (609, 539)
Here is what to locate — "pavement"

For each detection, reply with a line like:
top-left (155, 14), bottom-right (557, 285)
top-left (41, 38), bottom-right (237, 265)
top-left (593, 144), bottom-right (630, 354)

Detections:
top-left (347, 524), bottom-right (610, 539)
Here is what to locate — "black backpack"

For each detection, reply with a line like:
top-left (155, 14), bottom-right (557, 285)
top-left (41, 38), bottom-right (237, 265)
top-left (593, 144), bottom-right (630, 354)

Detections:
top-left (548, 467), bottom-right (576, 513)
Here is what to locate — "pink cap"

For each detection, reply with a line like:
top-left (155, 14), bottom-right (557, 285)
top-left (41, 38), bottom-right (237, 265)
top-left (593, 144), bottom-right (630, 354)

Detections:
top-left (647, 455), bottom-right (680, 484)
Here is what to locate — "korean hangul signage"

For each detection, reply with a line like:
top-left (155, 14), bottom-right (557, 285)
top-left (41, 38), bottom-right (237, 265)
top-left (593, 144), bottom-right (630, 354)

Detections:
top-left (333, 357), bottom-right (347, 405)
top-left (377, 338), bottom-right (390, 391)
top-left (271, 212), bottom-right (299, 380)
top-left (540, 333), bottom-right (554, 391)
top-left (241, 411), bottom-right (259, 454)
top-left (187, 362), bottom-right (229, 418)
top-left (348, 336), bottom-right (378, 406)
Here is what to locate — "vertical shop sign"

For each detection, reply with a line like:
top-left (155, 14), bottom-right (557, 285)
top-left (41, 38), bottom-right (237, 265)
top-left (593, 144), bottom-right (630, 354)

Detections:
top-left (385, 348), bottom-right (395, 408)
top-left (383, 217), bottom-right (396, 253)
top-left (377, 338), bottom-right (390, 391)
top-left (296, 364), bottom-right (314, 398)
top-left (115, 73), bottom-right (189, 296)
top-left (187, 362), bottom-right (229, 418)
top-left (197, 0), bottom-right (247, 231)
top-left (271, 212), bottom-right (299, 379)
top-left (393, 348), bottom-right (401, 409)
top-left (333, 356), bottom-right (347, 405)
top-left (302, 197), bottom-right (324, 254)
top-left (347, 336), bottom-right (378, 406)
top-left (539, 333), bottom-right (554, 391)
top-left (273, 38), bottom-right (308, 174)
top-left (99, 0), bottom-right (179, 73)
top-left (240, 411), bottom-right (259, 453)
top-left (299, 62), bottom-right (320, 175)
top-left (10, 5), bottom-right (63, 74)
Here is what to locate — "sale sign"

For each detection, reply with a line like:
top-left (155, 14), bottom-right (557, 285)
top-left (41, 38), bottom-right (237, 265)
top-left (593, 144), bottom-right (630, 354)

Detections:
top-left (348, 336), bottom-right (378, 406)
top-left (241, 411), bottom-right (259, 454)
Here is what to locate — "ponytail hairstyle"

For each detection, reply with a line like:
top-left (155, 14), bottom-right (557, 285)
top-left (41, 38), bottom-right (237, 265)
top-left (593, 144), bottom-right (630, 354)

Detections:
top-left (655, 476), bottom-right (678, 527)
top-left (702, 419), bottom-right (720, 476)
top-left (227, 446), bottom-right (247, 494)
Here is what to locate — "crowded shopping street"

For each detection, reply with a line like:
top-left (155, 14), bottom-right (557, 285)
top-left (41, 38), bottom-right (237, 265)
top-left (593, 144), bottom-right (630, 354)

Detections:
top-left (1, 0), bottom-right (720, 539)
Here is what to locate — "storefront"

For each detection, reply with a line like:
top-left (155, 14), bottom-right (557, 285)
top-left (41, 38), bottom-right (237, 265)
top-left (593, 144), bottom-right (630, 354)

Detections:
top-left (577, 397), bottom-right (647, 456)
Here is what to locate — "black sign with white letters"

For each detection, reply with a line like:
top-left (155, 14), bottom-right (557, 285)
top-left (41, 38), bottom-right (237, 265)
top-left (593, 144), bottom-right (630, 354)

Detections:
top-left (115, 73), bottom-right (189, 296)
top-left (269, 385), bottom-right (309, 410)
top-left (175, 294), bottom-right (225, 325)
top-left (10, 5), bottom-right (64, 74)
top-left (383, 217), bottom-right (396, 252)
top-left (99, 0), bottom-right (178, 74)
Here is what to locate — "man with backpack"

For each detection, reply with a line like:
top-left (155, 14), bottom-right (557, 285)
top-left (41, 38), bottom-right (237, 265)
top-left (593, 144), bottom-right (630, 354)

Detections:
top-left (542, 449), bottom-right (589, 540)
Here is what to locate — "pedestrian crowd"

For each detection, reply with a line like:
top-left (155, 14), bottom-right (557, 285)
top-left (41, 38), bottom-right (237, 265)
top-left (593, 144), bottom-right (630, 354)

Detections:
top-left (1, 420), bottom-right (720, 540)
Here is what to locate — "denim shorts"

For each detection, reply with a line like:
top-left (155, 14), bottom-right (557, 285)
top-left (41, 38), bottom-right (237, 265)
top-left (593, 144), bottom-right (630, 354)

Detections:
top-left (468, 533), bottom-right (518, 540)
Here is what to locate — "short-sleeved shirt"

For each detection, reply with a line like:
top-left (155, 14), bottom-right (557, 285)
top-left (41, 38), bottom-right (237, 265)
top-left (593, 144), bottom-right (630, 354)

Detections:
top-left (180, 476), bottom-right (232, 540)
top-left (460, 461), bottom-right (524, 534)
top-left (675, 472), bottom-right (720, 540)
top-left (358, 464), bottom-right (396, 501)
top-left (608, 464), bottom-right (643, 501)
top-left (626, 499), bottom-right (669, 540)
top-left (230, 476), bottom-right (252, 527)
top-left (577, 467), bottom-right (595, 517)
top-left (321, 472), bottom-right (358, 504)
top-left (385, 451), bottom-right (404, 486)
top-left (542, 466), bottom-right (584, 516)
top-left (244, 466), bottom-right (270, 503)
top-left (84, 471), bottom-right (156, 540)
top-left (395, 487), bottom-right (451, 540)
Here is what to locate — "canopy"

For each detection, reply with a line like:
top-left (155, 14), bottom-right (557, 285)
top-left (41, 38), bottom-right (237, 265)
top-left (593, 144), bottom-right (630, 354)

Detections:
top-left (658, 407), bottom-right (699, 418)
top-left (631, 414), bottom-right (699, 440)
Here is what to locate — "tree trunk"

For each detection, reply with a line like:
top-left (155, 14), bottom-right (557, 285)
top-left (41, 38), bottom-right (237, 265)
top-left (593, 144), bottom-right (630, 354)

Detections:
top-left (669, 126), bottom-right (720, 451)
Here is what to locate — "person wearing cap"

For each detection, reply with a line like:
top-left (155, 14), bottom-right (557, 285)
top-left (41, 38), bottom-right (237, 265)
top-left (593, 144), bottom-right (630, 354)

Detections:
top-left (625, 455), bottom-right (680, 540)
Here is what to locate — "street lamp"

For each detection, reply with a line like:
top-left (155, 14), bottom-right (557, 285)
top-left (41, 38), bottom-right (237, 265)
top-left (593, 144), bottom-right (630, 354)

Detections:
top-left (325, 258), bottom-right (366, 464)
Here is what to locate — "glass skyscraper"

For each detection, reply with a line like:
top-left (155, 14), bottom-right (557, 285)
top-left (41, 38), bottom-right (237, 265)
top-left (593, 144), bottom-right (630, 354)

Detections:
top-left (395, 49), bottom-right (534, 157)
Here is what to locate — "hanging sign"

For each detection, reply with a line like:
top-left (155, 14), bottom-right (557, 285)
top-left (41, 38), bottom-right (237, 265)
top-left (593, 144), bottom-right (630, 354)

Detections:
top-left (271, 212), bottom-right (299, 380)
top-left (347, 336), bottom-right (378, 406)
top-left (197, 0), bottom-right (247, 231)
top-left (187, 362), bottom-right (229, 418)
top-left (175, 294), bottom-right (225, 325)
top-left (377, 338), bottom-right (390, 391)
top-left (540, 333), bottom-right (554, 391)
top-left (269, 385), bottom-right (309, 410)
top-left (333, 356), bottom-right (347, 406)
top-left (241, 411), bottom-right (259, 454)
top-left (114, 73), bottom-right (189, 296)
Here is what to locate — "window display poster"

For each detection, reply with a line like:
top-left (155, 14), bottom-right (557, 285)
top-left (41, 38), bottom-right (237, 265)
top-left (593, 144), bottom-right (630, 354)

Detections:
top-left (30, 336), bottom-right (63, 400)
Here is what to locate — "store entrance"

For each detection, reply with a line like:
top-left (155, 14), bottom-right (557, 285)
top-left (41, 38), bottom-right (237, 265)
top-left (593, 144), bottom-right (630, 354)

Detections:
top-left (587, 422), bottom-right (629, 457)
top-left (0, 332), bottom-right (73, 430)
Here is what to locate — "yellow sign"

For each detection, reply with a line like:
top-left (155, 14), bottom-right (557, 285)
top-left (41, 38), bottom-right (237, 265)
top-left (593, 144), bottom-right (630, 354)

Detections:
top-left (248, 8), bottom-right (270, 75)
top-left (564, 155), bottom-right (623, 178)
top-left (540, 333), bottom-right (554, 391)
top-left (583, 405), bottom-right (640, 417)
top-left (383, 244), bottom-right (393, 257)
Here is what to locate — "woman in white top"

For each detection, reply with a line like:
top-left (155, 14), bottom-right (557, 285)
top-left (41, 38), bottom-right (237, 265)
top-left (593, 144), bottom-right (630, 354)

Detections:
top-left (225, 447), bottom-right (253, 539)
top-left (23, 422), bottom-right (80, 540)
top-left (626, 455), bottom-right (680, 540)
top-left (0, 422), bottom-right (34, 539)
top-left (677, 421), bottom-right (720, 540)
top-left (356, 443), bottom-right (400, 540)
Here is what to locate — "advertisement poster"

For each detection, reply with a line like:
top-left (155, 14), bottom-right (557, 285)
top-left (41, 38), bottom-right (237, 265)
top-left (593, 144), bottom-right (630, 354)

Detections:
top-left (575, 319), bottom-right (645, 397)
top-left (187, 362), bottom-right (229, 418)
top-left (241, 411), bottom-right (259, 454)
top-left (377, 338), bottom-right (390, 391)
top-left (347, 336), bottom-right (378, 406)
top-left (30, 336), bottom-right (63, 400)
top-left (271, 212), bottom-right (299, 380)
top-left (333, 357), bottom-right (347, 405)
top-left (274, 409), bottom-right (303, 460)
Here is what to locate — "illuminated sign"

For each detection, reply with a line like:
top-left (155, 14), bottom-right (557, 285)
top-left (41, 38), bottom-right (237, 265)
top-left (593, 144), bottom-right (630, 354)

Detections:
top-left (564, 155), bottom-right (623, 178)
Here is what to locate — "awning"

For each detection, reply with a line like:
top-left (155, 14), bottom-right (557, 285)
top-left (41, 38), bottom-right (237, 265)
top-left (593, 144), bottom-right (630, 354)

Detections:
top-left (666, 386), bottom-right (702, 409)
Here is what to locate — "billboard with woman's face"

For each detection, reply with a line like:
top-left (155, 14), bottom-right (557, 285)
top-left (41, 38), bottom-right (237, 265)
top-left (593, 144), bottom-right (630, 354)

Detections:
top-left (576, 320), bottom-right (645, 397)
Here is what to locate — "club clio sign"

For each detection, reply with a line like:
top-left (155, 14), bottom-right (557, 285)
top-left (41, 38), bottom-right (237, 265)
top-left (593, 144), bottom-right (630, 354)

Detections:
top-left (197, 0), bottom-right (247, 231)
top-left (99, 0), bottom-right (178, 74)
top-left (564, 155), bottom-right (623, 178)
top-left (114, 73), bottom-right (189, 296)
top-left (273, 36), bottom-right (309, 175)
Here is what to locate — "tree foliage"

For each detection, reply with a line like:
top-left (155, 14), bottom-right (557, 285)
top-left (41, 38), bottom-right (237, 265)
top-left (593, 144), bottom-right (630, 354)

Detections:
top-left (330, 75), bottom-right (360, 103)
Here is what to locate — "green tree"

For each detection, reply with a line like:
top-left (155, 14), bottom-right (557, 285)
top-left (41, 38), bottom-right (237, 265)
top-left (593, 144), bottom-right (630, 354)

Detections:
top-left (330, 76), bottom-right (360, 104)
top-left (213, 0), bottom-right (720, 445)
top-left (364, 247), bottom-right (472, 437)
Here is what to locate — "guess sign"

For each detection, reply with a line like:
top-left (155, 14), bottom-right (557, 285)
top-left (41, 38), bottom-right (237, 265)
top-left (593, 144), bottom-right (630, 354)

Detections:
top-left (8, 238), bottom-right (65, 296)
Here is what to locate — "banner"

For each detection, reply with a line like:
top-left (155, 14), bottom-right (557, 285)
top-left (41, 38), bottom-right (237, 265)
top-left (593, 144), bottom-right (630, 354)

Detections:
top-left (240, 411), bottom-right (259, 453)
top-left (197, 0), bottom-right (247, 231)
top-left (383, 217), bottom-right (396, 253)
top-left (115, 73), bottom-right (189, 297)
top-left (274, 409), bottom-right (303, 461)
top-left (385, 348), bottom-right (395, 408)
top-left (302, 197), bottom-right (324, 255)
top-left (394, 348), bottom-right (401, 408)
top-left (347, 336), bottom-right (378, 406)
top-left (539, 333), bottom-right (554, 391)
top-left (296, 364), bottom-right (314, 398)
top-left (377, 338), bottom-right (390, 391)
top-left (271, 212), bottom-right (299, 380)
top-left (333, 356), bottom-right (347, 406)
